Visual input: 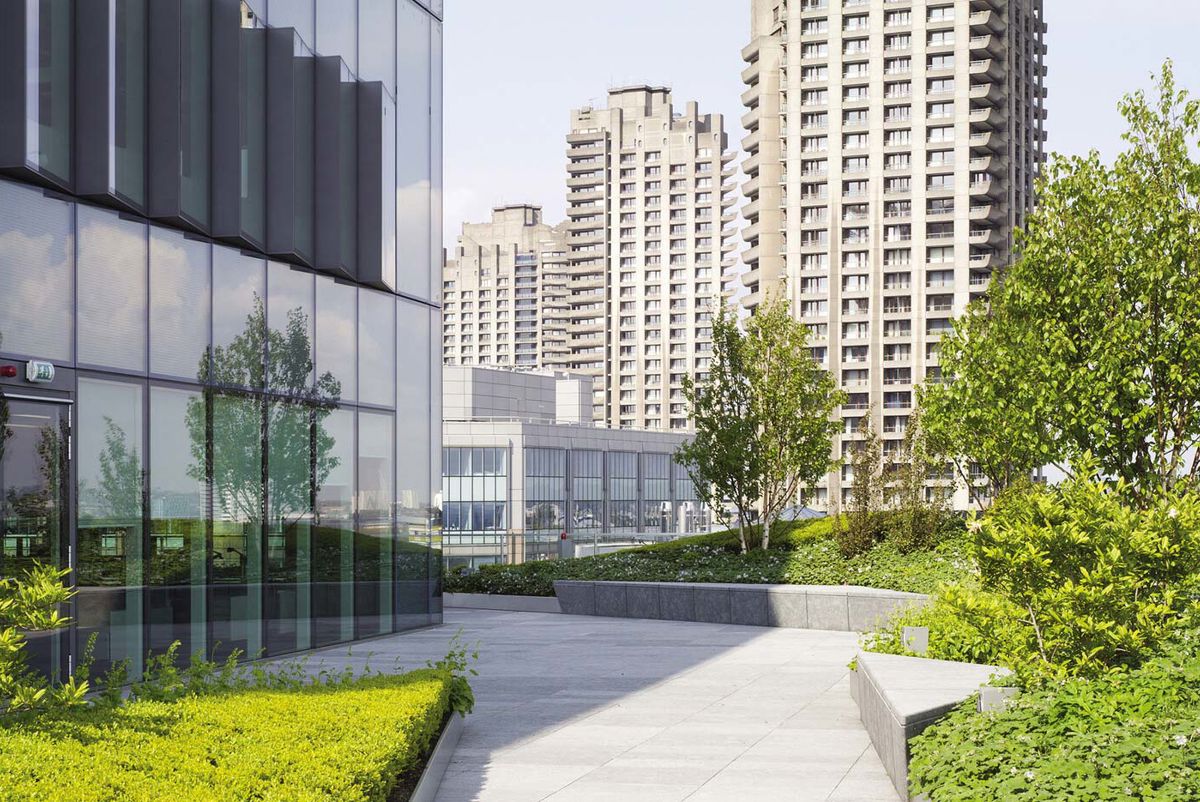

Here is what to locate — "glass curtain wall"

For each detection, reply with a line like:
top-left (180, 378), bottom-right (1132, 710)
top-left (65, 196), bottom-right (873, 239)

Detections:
top-left (607, 452), bottom-right (639, 534)
top-left (569, 450), bottom-right (604, 546)
top-left (641, 453), bottom-right (672, 533)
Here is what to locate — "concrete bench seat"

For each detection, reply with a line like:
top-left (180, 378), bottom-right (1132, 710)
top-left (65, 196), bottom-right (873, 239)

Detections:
top-left (851, 650), bottom-right (1009, 800)
top-left (553, 579), bottom-right (927, 632)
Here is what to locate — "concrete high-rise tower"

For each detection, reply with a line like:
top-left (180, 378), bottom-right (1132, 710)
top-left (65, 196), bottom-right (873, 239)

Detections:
top-left (566, 87), bottom-right (738, 430)
top-left (740, 0), bottom-right (1047, 508)
top-left (442, 205), bottom-right (570, 370)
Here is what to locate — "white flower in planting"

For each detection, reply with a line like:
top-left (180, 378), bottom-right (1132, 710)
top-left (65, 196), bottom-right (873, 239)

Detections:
top-left (1168, 507), bottom-right (1179, 519)
top-left (1024, 771), bottom-right (1036, 781)
top-left (1174, 734), bottom-right (1188, 747)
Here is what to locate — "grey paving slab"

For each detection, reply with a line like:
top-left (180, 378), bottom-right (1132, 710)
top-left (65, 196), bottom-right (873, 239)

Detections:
top-left (295, 609), bottom-right (900, 802)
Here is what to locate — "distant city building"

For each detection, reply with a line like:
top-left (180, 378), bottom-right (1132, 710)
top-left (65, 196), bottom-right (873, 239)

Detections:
top-left (739, 0), bottom-right (1048, 508)
top-left (566, 87), bottom-right (739, 430)
top-left (442, 205), bottom-right (570, 370)
top-left (441, 366), bottom-right (710, 569)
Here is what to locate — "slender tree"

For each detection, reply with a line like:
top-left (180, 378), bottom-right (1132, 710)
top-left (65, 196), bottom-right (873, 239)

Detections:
top-left (921, 62), bottom-right (1200, 505)
top-left (744, 294), bottom-right (844, 550)
top-left (675, 304), bottom-right (761, 554)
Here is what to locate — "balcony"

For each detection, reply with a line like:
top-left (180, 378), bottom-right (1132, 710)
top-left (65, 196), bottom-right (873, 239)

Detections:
top-left (969, 9), bottom-right (1005, 33)
top-left (969, 58), bottom-right (1004, 80)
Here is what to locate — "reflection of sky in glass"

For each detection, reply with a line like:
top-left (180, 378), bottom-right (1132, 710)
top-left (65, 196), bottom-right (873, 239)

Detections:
top-left (0, 180), bottom-right (73, 362)
top-left (77, 206), bottom-right (148, 371)
top-left (395, 1), bottom-right (432, 300)
top-left (150, 228), bottom-right (210, 379)
top-left (149, 386), bottom-right (206, 520)
top-left (77, 378), bottom-right (143, 520)
top-left (358, 288), bottom-right (395, 407)
top-left (358, 411), bottom-right (394, 513)
top-left (213, 247), bottom-right (265, 360)
top-left (316, 278), bottom-right (357, 402)
top-left (317, 408), bottom-right (355, 517)
top-left (396, 301), bottom-right (430, 509)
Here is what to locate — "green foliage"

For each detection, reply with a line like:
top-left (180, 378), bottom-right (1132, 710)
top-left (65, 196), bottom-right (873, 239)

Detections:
top-left (676, 304), bottom-right (762, 554)
top-left (866, 465), bottom-right (1200, 683)
top-left (0, 670), bottom-right (452, 802)
top-left (973, 464), bottom-right (1200, 679)
top-left (444, 517), bottom-right (968, 597)
top-left (908, 615), bottom-right (1200, 801)
top-left (0, 564), bottom-right (86, 713)
top-left (744, 294), bottom-right (845, 549)
top-left (922, 62), bottom-right (1200, 504)
top-left (836, 411), bottom-right (886, 558)
top-left (424, 631), bottom-right (479, 717)
top-left (890, 410), bottom-right (952, 554)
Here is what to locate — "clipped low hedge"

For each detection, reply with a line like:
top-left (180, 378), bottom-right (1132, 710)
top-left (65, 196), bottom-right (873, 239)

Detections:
top-left (0, 670), bottom-right (451, 802)
top-left (445, 518), bottom-right (969, 597)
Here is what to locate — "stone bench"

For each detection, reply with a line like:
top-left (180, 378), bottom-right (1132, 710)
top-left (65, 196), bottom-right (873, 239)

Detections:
top-left (443, 592), bottom-right (561, 614)
top-left (851, 650), bottom-right (1008, 800)
top-left (553, 580), bottom-right (927, 632)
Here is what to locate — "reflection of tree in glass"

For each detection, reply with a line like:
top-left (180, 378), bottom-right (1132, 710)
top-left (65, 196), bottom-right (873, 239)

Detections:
top-left (4, 420), bottom-right (66, 577)
top-left (76, 418), bottom-right (142, 586)
top-left (185, 295), bottom-right (341, 526)
top-left (0, 333), bottom-right (11, 466)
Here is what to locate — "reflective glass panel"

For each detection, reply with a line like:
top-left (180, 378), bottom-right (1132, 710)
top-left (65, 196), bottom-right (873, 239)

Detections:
top-left (148, 385), bottom-right (208, 661)
top-left (396, 300), bottom-right (430, 626)
top-left (0, 180), bottom-right (73, 362)
top-left (315, 0), bottom-right (357, 72)
top-left (396, 1), bottom-right (431, 299)
top-left (266, 0), bottom-right (313, 45)
top-left (313, 407), bottom-right (354, 646)
top-left (266, 397), bottom-right (314, 655)
top-left (209, 392), bottom-right (263, 660)
top-left (267, 262), bottom-right (315, 393)
top-left (212, 247), bottom-right (266, 388)
top-left (77, 206), bottom-right (148, 372)
top-left (355, 411), bottom-right (393, 638)
top-left (28, 0), bottom-right (73, 182)
top-left (358, 0), bottom-right (395, 92)
top-left (315, 277), bottom-right (357, 402)
top-left (76, 378), bottom-right (144, 676)
top-left (150, 228), bottom-right (210, 379)
top-left (114, 0), bottom-right (147, 205)
top-left (180, 0), bottom-right (211, 226)
top-left (358, 288), bottom-right (395, 407)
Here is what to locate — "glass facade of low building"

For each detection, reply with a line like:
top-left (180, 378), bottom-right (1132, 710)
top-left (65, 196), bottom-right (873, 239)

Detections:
top-left (0, 0), bottom-right (442, 680)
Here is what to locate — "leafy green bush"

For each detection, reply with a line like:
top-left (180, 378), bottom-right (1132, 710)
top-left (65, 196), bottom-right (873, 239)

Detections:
top-left (862, 585), bottom-right (1024, 668)
top-left (1, 564), bottom-right (88, 713)
top-left (866, 468), bottom-right (1200, 683)
top-left (974, 468), bottom-right (1200, 679)
top-left (0, 669), bottom-right (452, 802)
top-left (909, 615), bottom-right (1200, 801)
top-left (445, 517), bottom-right (968, 597)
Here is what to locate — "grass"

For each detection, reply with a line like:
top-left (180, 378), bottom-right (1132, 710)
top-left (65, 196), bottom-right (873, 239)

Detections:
top-left (0, 670), bottom-right (452, 802)
top-left (444, 517), bottom-right (969, 597)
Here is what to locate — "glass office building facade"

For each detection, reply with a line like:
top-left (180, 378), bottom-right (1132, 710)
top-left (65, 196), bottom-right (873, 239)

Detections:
top-left (0, 0), bottom-right (442, 679)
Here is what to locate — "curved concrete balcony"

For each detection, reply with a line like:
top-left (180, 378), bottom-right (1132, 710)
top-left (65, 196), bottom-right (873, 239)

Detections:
top-left (970, 9), bottom-right (1005, 33)
top-left (969, 58), bottom-right (1005, 80)
top-left (970, 81), bottom-right (1003, 104)
top-left (969, 203), bottom-right (996, 221)
top-left (969, 106), bottom-right (1004, 129)
top-left (969, 178), bottom-right (1003, 198)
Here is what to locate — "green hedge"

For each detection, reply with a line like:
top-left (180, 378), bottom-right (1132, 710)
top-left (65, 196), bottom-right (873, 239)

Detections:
top-left (445, 518), bottom-right (968, 597)
top-left (0, 670), bottom-right (451, 802)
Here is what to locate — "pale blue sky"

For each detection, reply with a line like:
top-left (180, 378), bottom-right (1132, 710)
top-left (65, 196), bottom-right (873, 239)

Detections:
top-left (444, 0), bottom-right (1200, 245)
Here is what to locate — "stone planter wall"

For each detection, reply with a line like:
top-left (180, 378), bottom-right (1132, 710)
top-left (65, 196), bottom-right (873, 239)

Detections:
top-left (443, 592), bottom-right (561, 614)
top-left (553, 580), bottom-right (927, 632)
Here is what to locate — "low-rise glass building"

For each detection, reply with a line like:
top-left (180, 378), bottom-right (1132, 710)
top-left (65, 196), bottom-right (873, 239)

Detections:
top-left (0, 0), bottom-right (442, 679)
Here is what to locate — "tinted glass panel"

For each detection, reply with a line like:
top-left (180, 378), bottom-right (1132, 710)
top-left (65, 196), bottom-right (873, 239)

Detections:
top-left (266, 398), bottom-right (313, 655)
top-left (115, 0), bottom-right (147, 205)
top-left (180, 0), bottom-right (210, 226)
top-left (77, 206), bottom-right (148, 372)
top-left (358, 288), bottom-right (395, 407)
top-left (316, 277), bottom-right (357, 402)
top-left (150, 228), bottom-right (210, 379)
top-left (0, 180), bottom-right (73, 362)
top-left (355, 411), bottom-right (393, 638)
top-left (209, 392), bottom-right (263, 660)
top-left (266, 0), bottom-right (313, 45)
top-left (267, 262), bottom-right (315, 393)
top-left (315, 0), bottom-right (357, 71)
top-left (212, 247), bottom-right (266, 388)
top-left (396, 2), bottom-right (431, 299)
top-left (240, 26), bottom-right (266, 243)
top-left (313, 407), bottom-right (354, 646)
top-left (76, 378), bottom-right (144, 676)
top-left (396, 300), bottom-right (430, 626)
top-left (148, 385), bottom-right (208, 661)
top-left (29, 0), bottom-right (73, 182)
top-left (358, 0), bottom-right (395, 92)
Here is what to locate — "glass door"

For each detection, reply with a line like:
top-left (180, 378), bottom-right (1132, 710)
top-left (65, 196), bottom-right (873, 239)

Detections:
top-left (0, 395), bottom-right (69, 678)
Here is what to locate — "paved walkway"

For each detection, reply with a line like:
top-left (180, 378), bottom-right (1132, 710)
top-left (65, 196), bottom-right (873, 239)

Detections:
top-left (304, 609), bottom-right (899, 802)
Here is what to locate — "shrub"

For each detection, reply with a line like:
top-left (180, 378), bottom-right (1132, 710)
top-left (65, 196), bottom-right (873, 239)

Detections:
top-left (0, 669), bottom-right (453, 802)
top-left (445, 518), bottom-right (969, 597)
top-left (0, 564), bottom-right (88, 713)
top-left (908, 614), bottom-right (1200, 801)
top-left (974, 467), bottom-right (1200, 679)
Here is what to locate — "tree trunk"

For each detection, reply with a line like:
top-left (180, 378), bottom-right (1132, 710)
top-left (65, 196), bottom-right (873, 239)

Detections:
top-left (761, 514), bottom-right (771, 551)
top-left (737, 520), bottom-right (749, 555)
